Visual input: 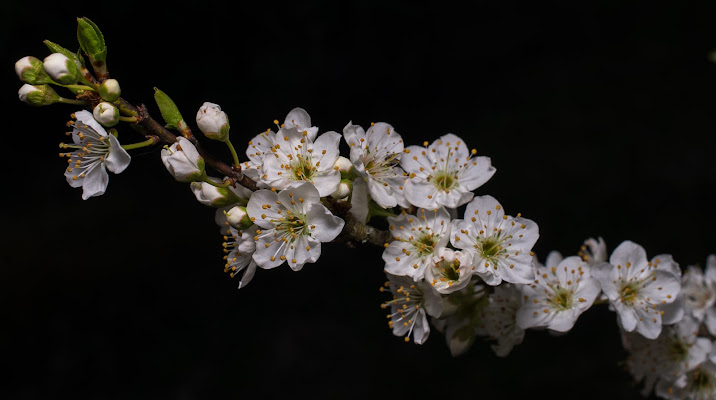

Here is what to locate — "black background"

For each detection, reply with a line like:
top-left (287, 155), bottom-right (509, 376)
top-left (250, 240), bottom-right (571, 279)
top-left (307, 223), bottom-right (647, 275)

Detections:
top-left (2, 1), bottom-right (716, 399)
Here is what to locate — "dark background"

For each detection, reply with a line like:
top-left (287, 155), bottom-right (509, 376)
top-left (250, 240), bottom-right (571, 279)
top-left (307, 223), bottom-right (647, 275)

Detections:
top-left (2, 1), bottom-right (716, 399)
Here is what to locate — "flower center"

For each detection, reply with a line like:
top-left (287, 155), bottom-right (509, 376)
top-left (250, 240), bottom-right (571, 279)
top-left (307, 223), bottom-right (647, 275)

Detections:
top-left (433, 170), bottom-right (457, 191)
top-left (479, 236), bottom-right (505, 260)
top-left (274, 212), bottom-right (308, 239)
top-left (290, 157), bottom-right (315, 181)
top-left (363, 150), bottom-right (400, 178)
top-left (687, 367), bottom-right (715, 394)
top-left (668, 338), bottom-right (690, 362)
top-left (685, 284), bottom-right (715, 309)
top-left (414, 234), bottom-right (437, 256)
top-left (619, 282), bottom-right (641, 305)
top-left (547, 287), bottom-right (573, 310)
top-left (435, 258), bottom-right (461, 281)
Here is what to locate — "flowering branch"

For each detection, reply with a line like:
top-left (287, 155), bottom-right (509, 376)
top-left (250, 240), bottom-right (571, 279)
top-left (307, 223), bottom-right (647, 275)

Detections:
top-left (13, 16), bottom-right (716, 400)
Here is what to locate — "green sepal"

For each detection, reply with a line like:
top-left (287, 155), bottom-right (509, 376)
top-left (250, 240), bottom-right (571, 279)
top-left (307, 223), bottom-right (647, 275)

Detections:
top-left (18, 57), bottom-right (54, 85)
top-left (25, 85), bottom-right (60, 106)
top-left (153, 88), bottom-right (184, 129)
top-left (210, 188), bottom-right (242, 208)
top-left (77, 17), bottom-right (107, 62)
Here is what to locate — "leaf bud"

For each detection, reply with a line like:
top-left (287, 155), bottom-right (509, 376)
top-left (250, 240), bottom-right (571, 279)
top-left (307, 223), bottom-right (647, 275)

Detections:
top-left (154, 88), bottom-right (184, 129)
top-left (77, 17), bottom-right (107, 62)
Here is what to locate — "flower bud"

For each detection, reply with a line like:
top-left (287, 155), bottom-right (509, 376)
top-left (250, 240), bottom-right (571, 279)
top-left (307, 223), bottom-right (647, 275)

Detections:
top-left (190, 177), bottom-right (249, 208)
top-left (43, 53), bottom-right (79, 85)
top-left (334, 156), bottom-right (353, 173)
top-left (99, 79), bottom-right (121, 102)
top-left (15, 56), bottom-right (53, 84)
top-left (330, 180), bottom-right (351, 199)
top-left (161, 137), bottom-right (205, 182)
top-left (196, 102), bottom-right (230, 141)
top-left (18, 84), bottom-right (60, 106)
top-left (93, 102), bottom-right (120, 127)
top-left (334, 155), bottom-right (355, 180)
top-left (225, 206), bottom-right (252, 230)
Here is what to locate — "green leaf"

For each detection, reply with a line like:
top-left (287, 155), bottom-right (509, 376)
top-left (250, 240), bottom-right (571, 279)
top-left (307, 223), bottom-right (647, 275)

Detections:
top-left (153, 88), bottom-right (184, 129)
top-left (77, 17), bottom-right (107, 62)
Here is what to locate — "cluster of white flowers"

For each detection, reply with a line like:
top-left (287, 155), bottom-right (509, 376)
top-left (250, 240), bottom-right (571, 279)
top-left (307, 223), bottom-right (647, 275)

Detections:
top-left (42, 101), bottom-right (716, 400)
top-left (16, 22), bottom-right (716, 396)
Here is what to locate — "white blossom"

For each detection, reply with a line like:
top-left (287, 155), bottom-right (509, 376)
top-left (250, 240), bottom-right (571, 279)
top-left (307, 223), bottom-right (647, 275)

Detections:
top-left (681, 259), bottom-right (716, 325)
top-left (698, 255), bottom-right (716, 335)
top-left (60, 110), bottom-right (130, 199)
top-left (624, 316), bottom-right (712, 397)
top-left (400, 133), bottom-right (495, 209)
top-left (450, 195), bottom-right (539, 285)
top-left (578, 236), bottom-right (608, 266)
top-left (342, 122), bottom-right (408, 209)
top-left (161, 137), bottom-right (205, 182)
top-left (517, 254), bottom-right (601, 332)
top-left (476, 283), bottom-right (525, 357)
top-left (592, 240), bottom-right (682, 339)
top-left (424, 248), bottom-right (474, 294)
top-left (382, 207), bottom-right (452, 280)
top-left (241, 107), bottom-right (318, 183)
top-left (221, 224), bottom-right (259, 289)
top-left (380, 273), bottom-right (443, 344)
top-left (242, 109), bottom-right (340, 196)
top-left (655, 361), bottom-right (716, 400)
top-left (246, 182), bottom-right (344, 271)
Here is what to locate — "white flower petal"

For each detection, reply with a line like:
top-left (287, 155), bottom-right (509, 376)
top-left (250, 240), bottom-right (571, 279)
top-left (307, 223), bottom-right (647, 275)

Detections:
top-left (80, 166), bottom-right (109, 200)
top-left (307, 204), bottom-right (345, 242)
top-left (104, 134), bottom-right (131, 174)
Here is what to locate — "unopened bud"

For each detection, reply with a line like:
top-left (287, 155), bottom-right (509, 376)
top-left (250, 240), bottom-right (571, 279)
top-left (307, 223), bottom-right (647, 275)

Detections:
top-left (226, 206), bottom-right (252, 230)
top-left (93, 102), bottom-right (119, 127)
top-left (161, 137), bottom-right (206, 183)
top-left (334, 156), bottom-right (353, 173)
top-left (43, 53), bottom-right (79, 85)
top-left (196, 102), bottom-right (230, 141)
top-left (18, 84), bottom-right (59, 106)
top-left (191, 177), bottom-right (249, 208)
top-left (15, 56), bottom-right (53, 84)
top-left (99, 79), bottom-right (121, 102)
top-left (330, 180), bottom-right (351, 199)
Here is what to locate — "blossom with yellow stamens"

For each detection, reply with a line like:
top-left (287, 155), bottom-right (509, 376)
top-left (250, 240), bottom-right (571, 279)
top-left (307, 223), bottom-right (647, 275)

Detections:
top-left (343, 121), bottom-right (408, 209)
top-left (450, 195), bottom-right (539, 285)
top-left (400, 133), bottom-right (495, 209)
top-left (592, 240), bottom-right (682, 339)
top-left (381, 273), bottom-right (443, 344)
top-left (60, 110), bottom-right (130, 199)
top-left (245, 182), bottom-right (344, 271)
top-left (382, 207), bottom-right (452, 281)
top-left (517, 254), bottom-right (601, 332)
